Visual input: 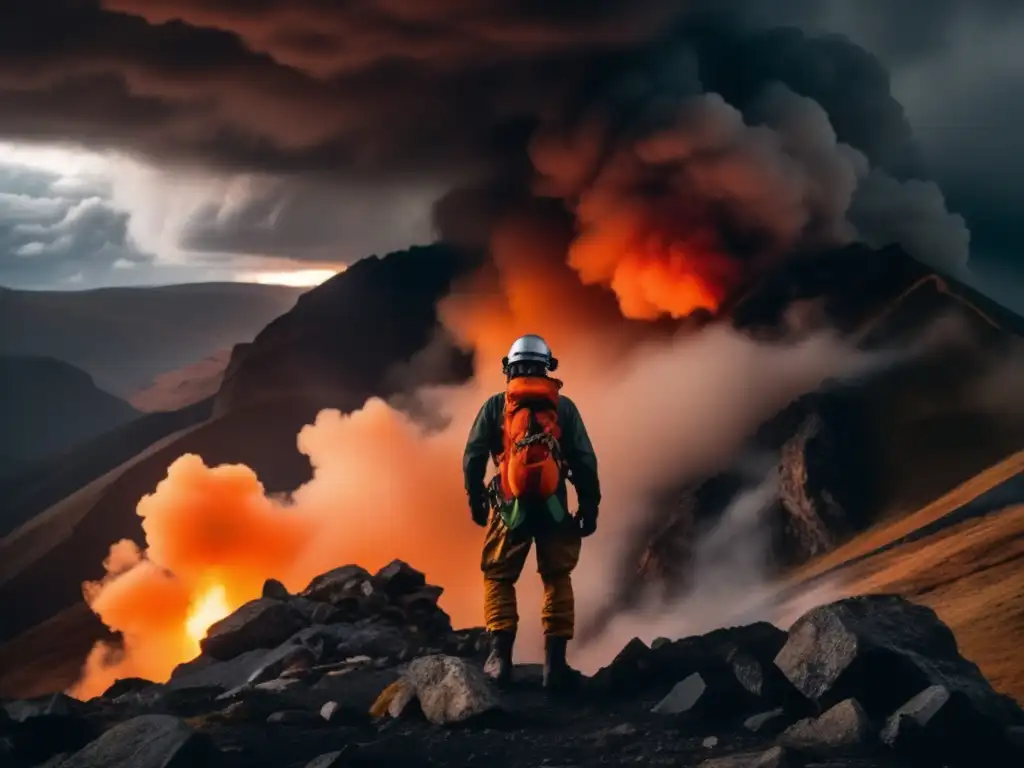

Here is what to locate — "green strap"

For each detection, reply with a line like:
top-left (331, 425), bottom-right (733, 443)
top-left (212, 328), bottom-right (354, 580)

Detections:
top-left (499, 495), bottom-right (566, 529)
top-left (546, 495), bottom-right (566, 523)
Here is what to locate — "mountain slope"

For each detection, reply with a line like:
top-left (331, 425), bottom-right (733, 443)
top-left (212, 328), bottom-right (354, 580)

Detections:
top-left (0, 282), bottom-right (304, 396)
top-left (129, 350), bottom-right (232, 413)
top-left (626, 253), bottom-right (1024, 609)
top-left (0, 243), bottom-right (476, 648)
top-left (0, 356), bottom-right (140, 480)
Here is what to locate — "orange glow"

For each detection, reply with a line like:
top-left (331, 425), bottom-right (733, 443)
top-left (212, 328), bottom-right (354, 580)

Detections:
top-left (567, 206), bottom-right (744, 320)
top-left (185, 584), bottom-right (231, 648)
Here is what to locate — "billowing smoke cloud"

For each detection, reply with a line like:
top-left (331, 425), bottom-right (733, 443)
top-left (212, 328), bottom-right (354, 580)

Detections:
top-left (1, 1), bottom-right (974, 283)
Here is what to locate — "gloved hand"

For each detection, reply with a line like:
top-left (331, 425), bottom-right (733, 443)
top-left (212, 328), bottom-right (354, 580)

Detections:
top-left (470, 490), bottom-right (490, 527)
top-left (574, 504), bottom-right (598, 538)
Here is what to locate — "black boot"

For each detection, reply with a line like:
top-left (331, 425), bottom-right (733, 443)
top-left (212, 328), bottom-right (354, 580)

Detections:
top-left (483, 630), bottom-right (515, 687)
top-left (542, 636), bottom-right (582, 695)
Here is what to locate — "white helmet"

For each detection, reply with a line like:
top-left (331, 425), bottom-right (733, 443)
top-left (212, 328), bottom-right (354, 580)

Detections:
top-left (502, 334), bottom-right (559, 373)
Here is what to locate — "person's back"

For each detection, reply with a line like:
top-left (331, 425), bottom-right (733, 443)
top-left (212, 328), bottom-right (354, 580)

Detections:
top-left (463, 334), bottom-right (601, 693)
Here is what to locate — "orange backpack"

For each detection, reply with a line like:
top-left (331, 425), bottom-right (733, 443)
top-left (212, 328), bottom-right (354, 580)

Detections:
top-left (498, 375), bottom-right (564, 504)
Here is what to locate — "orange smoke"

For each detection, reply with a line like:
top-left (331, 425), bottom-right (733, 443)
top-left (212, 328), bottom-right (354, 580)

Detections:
top-left (71, 397), bottom-right (491, 700)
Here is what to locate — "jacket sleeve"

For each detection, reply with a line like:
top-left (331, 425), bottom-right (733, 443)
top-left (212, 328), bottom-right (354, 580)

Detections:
top-left (463, 394), bottom-right (500, 501)
top-left (560, 396), bottom-right (601, 510)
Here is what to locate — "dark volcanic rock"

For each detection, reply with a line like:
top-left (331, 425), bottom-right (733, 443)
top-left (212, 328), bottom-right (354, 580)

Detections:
top-left (4, 693), bottom-right (84, 722)
top-left (56, 714), bottom-right (216, 768)
top-left (101, 678), bottom-right (157, 700)
top-left (651, 670), bottom-right (754, 720)
top-left (261, 579), bottom-right (290, 601)
top-left (168, 649), bottom-right (276, 692)
top-left (6, 713), bottom-right (98, 765)
top-left (200, 599), bottom-right (307, 661)
top-left (374, 560), bottom-right (427, 598)
top-left (774, 595), bottom-right (1024, 724)
top-left (55, 562), bottom-right (1020, 768)
top-left (880, 684), bottom-right (1016, 767)
top-left (777, 698), bottom-right (873, 755)
top-left (591, 638), bottom-right (656, 694)
top-left (299, 566), bottom-right (373, 605)
top-left (288, 598), bottom-right (337, 626)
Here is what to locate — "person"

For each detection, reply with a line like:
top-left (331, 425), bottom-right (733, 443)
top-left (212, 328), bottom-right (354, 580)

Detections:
top-left (463, 334), bottom-right (601, 693)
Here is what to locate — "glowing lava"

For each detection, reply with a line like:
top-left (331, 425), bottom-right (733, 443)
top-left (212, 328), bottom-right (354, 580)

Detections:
top-left (185, 584), bottom-right (231, 647)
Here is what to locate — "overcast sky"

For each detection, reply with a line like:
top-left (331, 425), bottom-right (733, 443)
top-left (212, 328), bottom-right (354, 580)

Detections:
top-left (0, 1), bottom-right (1019, 312)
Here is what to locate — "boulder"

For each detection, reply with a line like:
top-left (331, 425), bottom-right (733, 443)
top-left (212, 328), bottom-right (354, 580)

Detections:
top-left (101, 678), bottom-right (156, 700)
top-left (702, 623), bottom-right (788, 667)
top-left (300, 565), bottom-right (372, 605)
top-left (5, 713), bottom-right (98, 765)
top-left (778, 698), bottom-right (873, 755)
top-left (151, 686), bottom-right (226, 718)
top-left (651, 670), bottom-right (754, 720)
top-left (774, 595), bottom-right (1024, 723)
top-left (374, 560), bottom-right (427, 597)
top-left (168, 649), bottom-right (277, 692)
top-left (57, 715), bottom-right (216, 768)
top-left (261, 579), bottom-right (290, 600)
top-left (606, 626), bottom-right (798, 708)
top-left (332, 622), bottom-right (411, 662)
top-left (880, 684), bottom-right (1015, 767)
top-left (591, 638), bottom-right (656, 694)
top-left (386, 655), bottom-right (500, 725)
top-left (288, 598), bottom-right (337, 625)
top-left (245, 642), bottom-right (321, 686)
top-left (200, 599), bottom-right (307, 660)
top-left (444, 628), bottom-right (489, 659)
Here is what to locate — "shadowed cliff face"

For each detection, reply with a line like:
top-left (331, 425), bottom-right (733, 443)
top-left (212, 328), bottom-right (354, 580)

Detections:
top-left (630, 250), bottom-right (1024, 609)
top-left (213, 244), bottom-right (477, 416)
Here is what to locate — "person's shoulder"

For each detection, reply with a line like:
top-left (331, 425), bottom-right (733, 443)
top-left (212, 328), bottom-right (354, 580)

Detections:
top-left (558, 393), bottom-right (581, 415)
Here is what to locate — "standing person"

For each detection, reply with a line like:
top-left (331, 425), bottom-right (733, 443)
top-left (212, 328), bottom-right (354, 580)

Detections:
top-left (463, 334), bottom-right (601, 693)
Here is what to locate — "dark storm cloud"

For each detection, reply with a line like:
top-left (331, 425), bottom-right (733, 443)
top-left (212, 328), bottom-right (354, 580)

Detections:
top-left (179, 176), bottom-right (439, 262)
top-left (0, 0), bottom-right (1017, 283)
top-left (0, 163), bottom-right (154, 289)
top-left (0, 1), bottom-right (917, 177)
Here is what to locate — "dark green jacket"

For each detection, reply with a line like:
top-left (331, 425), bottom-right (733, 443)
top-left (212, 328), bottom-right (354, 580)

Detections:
top-left (463, 389), bottom-right (601, 515)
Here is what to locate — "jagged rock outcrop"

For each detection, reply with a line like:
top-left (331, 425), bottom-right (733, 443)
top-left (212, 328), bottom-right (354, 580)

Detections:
top-left (634, 246), bottom-right (1024, 598)
top-left (5, 567), bottom-right (1021, 768)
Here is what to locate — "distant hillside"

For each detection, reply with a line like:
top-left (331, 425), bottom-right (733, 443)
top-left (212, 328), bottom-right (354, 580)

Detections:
top-left (0, 356), bottom-right (140, 480)
top-left (0, 397), bottom-right (213, 538)
top-left (129, 349), bottom-right (232, 413)
top-left (0, 282), bottom-right (304, 396)
top-left (0, 244), bottom-right (476, 647)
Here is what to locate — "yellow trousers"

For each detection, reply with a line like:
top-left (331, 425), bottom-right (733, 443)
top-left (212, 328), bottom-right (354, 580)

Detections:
top-left (480, 509), bottom-right (582, 638)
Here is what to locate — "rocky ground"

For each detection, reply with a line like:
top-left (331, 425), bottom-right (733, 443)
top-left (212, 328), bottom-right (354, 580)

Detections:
top-left (3, 560), bottom-right (1023, 768)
